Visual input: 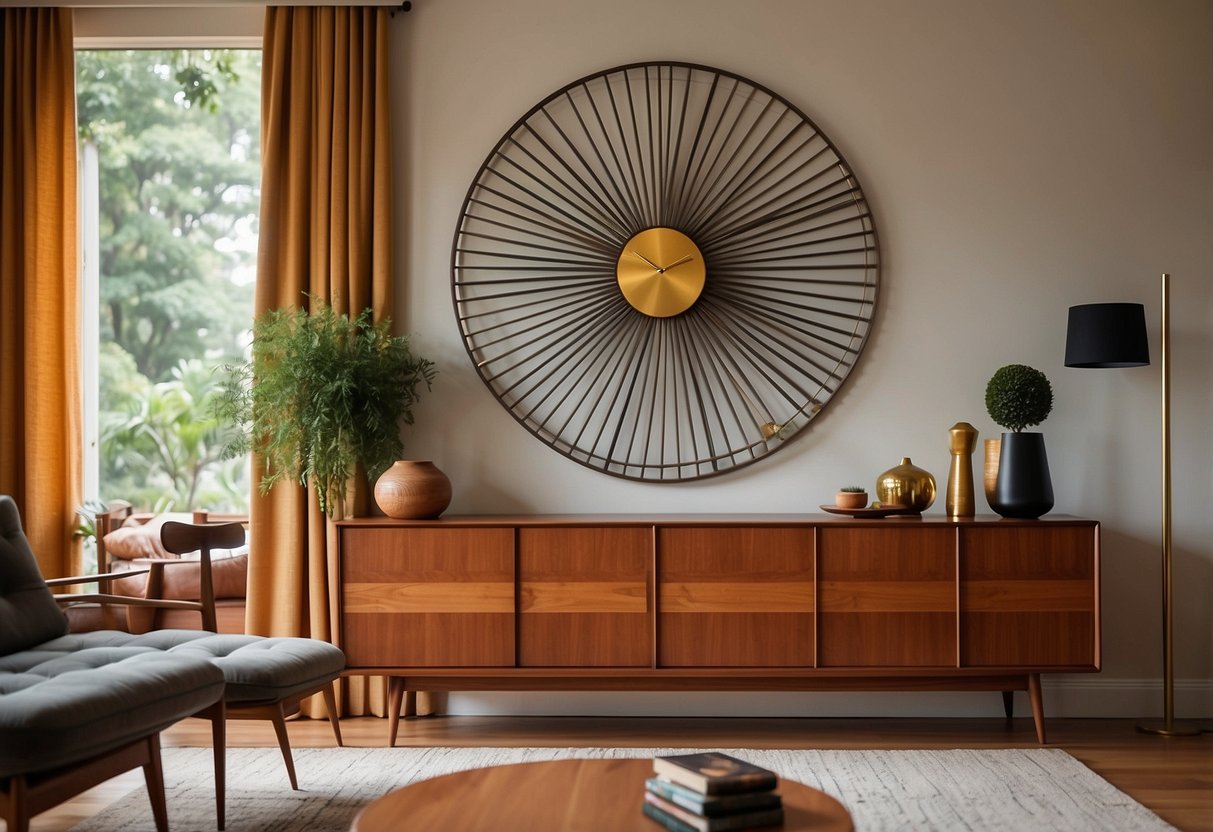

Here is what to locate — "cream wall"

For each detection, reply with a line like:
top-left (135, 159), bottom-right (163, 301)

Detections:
top-left (394, 0), bottom-right (1212, 718)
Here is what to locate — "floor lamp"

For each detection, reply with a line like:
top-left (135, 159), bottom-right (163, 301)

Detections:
top-left (1064, 273), bottom-right (1201, 736)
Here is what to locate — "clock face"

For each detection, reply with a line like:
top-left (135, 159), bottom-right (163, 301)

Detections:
top-left (615, 227), bottom-right (706, 318)
top-left (452, 62), bottom-right (880, 482)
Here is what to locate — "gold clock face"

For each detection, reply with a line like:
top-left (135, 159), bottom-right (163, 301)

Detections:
top-left (452, 62), bottom-right (880, 482)
top-left (616, 227), bottom-right (706, 318)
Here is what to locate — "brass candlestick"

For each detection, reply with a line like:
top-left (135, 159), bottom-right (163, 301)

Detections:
top-left (946, 422), bottom-right (978, 518)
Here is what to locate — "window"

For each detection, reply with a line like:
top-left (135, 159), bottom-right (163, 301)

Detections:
top-left (77, 49), bottom-right (261, 533)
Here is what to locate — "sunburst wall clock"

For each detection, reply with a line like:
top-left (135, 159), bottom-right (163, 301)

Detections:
top-left (452, 62), bottom-right (879, 481)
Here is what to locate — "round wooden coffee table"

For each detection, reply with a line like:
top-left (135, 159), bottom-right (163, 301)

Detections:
top-left (352, 758), bottom-right (852, 831)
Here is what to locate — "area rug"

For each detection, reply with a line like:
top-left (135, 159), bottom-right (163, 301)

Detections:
top-left (70, 746), bottom-right (1174, 831)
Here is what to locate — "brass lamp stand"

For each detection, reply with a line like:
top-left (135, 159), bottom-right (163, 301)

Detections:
top-left (1064, 273), bottom-right (1201, 736)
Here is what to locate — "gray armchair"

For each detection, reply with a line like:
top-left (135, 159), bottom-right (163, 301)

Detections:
top-left (0, 495), bottom-right (226, 832)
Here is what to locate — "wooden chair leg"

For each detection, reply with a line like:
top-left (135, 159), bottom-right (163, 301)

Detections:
top-left (197, 700), bottom-right (227, 830)
top-left (1001, 690), bottom-right (1014, 719)
top-left (269, 702), bottom-right (300, 790)
top-left (141, 734), bottom-right (169, 832)
top-left (322, 682), bottom-right (344, 747)
top-left (1028, 672), bottom-right (1047, 744)
top-left (387, 676), bottom-right (406, 747)
top-left (5, 774), bottom-right (30, 832)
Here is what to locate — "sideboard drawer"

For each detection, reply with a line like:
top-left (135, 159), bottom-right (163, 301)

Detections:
top-left (518, 527), bottom-right (650, 667)
top-left (818, 527), bottom-right (956, 667)
top-left (657, 527), bottom-right (814, 667)
top-left (960, 527), bottom-right (1097, 668)
top-left (339, 527), bottom-right (515, 668)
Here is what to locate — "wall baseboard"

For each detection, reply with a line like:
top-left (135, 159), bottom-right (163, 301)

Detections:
top-left (445, 678), bottom-right (1213, 719)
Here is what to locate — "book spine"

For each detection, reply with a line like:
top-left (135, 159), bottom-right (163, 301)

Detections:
top-left (644, 793), bottom-right (709, 832)
top-left (642, 801), bottom-right (699, 832)
top-left (645, 792), bottom-right (785, 832)
top-left (645, 778), bottom-right (782, 817)
top-left (652, 759), bottom-right (777, 795)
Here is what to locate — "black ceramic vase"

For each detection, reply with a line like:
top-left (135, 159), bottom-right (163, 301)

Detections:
top-left (990, 432), bottom-right (1054, 519)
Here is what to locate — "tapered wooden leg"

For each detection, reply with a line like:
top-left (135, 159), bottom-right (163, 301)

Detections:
top-left (270, 703), bottom-right (300, 790)
top-left (5, 774), bottom-right (30, 832)
top-left (1028, 673), bottom-right (1047, 744)
top-left (1001, 690), bottom-right (1014, 719)
top-left (209, 701), bottom-right (227, 830)
top-left (387, 676), bottom-right (406, 747)
top-left (322, 682), bottom-right (344, 747)
top-left (142, 734), bottom-right (169, 832)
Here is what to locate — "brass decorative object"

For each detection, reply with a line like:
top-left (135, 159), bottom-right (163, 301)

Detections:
top-left (983, 438), bottom-right (1001, 507)
top-left (615, 227), bottom-right (706, 317)
top-left (452, 62), bottom-right (880, 481)
top-left (946, 422), bottom-right (978, 518)
top-left (875, 457), bottom-right (936, 512)
top-left (1065, 273), bottom-right (1200, 736)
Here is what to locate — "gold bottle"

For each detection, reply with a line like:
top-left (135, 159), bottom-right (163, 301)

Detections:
top-left (946, 422), bottom-right (978, 518)
top-left (876, 457), bottom-right (936, 512)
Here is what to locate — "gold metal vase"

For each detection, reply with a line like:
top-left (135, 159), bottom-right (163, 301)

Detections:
top-left (875, 457), bottom-right (936, 512)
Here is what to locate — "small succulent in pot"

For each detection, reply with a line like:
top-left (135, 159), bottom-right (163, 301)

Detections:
top-left (985, 364), bottom-right (1053, 432)
top-left (835, 486), bottom-right (869, 509)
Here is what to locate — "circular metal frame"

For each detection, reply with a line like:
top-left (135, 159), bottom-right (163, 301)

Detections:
top-left (452, 62), bottom-right (880, 481)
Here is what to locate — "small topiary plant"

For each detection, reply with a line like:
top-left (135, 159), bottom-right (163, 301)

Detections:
top-left (985, 364), bottom-right (1053, 433)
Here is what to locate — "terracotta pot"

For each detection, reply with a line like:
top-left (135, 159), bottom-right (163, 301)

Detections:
top-left (835, 491), bottom-right (869, 509)
top-left (373, 461), bottom-right (452, 519)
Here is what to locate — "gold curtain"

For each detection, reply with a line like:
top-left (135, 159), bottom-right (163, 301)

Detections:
top-left (0, 9), bottom-right (82, 579)
top-left (253, 5), bottom-right (417, 718)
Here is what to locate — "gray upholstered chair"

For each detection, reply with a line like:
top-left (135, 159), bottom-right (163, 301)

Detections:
top-left (0, 495), bottom-right (226, 832)
top-left (153, 520), bottom-right (345, 830)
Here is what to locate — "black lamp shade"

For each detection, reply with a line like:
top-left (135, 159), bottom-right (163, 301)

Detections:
top-left (1064, 303), bottom-right (1150, 368)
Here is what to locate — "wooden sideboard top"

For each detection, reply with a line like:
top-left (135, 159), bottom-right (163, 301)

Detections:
top-left (336, 513), bottom-right (1097, 528)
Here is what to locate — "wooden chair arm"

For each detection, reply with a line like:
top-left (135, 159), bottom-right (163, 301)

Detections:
top-left (45, 568), bottom-right (150, 587)
top-left (53, 593), bottom-right (201, 612)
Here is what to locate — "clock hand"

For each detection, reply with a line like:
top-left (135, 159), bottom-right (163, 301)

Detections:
top-left (663, 254), bottom-right (694, 270)
top-left (628, 250), bottom-right (663, 271)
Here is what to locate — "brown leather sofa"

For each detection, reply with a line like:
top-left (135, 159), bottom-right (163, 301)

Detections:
top-left (73, 504), bottom-right (248, 634)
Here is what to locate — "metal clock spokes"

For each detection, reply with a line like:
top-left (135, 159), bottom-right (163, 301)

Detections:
top-left (452, 62), bottom-right (879, 481)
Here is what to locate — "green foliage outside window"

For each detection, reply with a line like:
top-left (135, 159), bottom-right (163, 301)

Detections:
top-left (78, 49), bottom-right (261, 512)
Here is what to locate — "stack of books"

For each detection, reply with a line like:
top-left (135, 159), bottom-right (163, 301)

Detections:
top-left (643, 752), bottom-right (784, 831)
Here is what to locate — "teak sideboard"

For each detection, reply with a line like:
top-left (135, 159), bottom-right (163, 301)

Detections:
top-left (334, 514), bottom-right (1100, 744)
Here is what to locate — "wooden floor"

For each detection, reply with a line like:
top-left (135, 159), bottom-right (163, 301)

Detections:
top-left (18, 716), bottom-right (1213, 831)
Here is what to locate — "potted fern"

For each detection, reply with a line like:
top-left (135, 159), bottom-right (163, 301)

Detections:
top-left (218, 301), bottom-right (436, 518)
top-left (985, 363), bottom-right (1053, 519)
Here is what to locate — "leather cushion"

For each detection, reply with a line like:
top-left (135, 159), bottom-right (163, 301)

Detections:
top-left (0, 646), bottom-right (224, 777)
top-left (103, 514), bottom-right (249, 562)
top-left (111, 553), bottom-right (248, 602)
top-left (0, 496), bottom-right (69, 654)
top-left (101, 513), bottom-right (196, 560)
